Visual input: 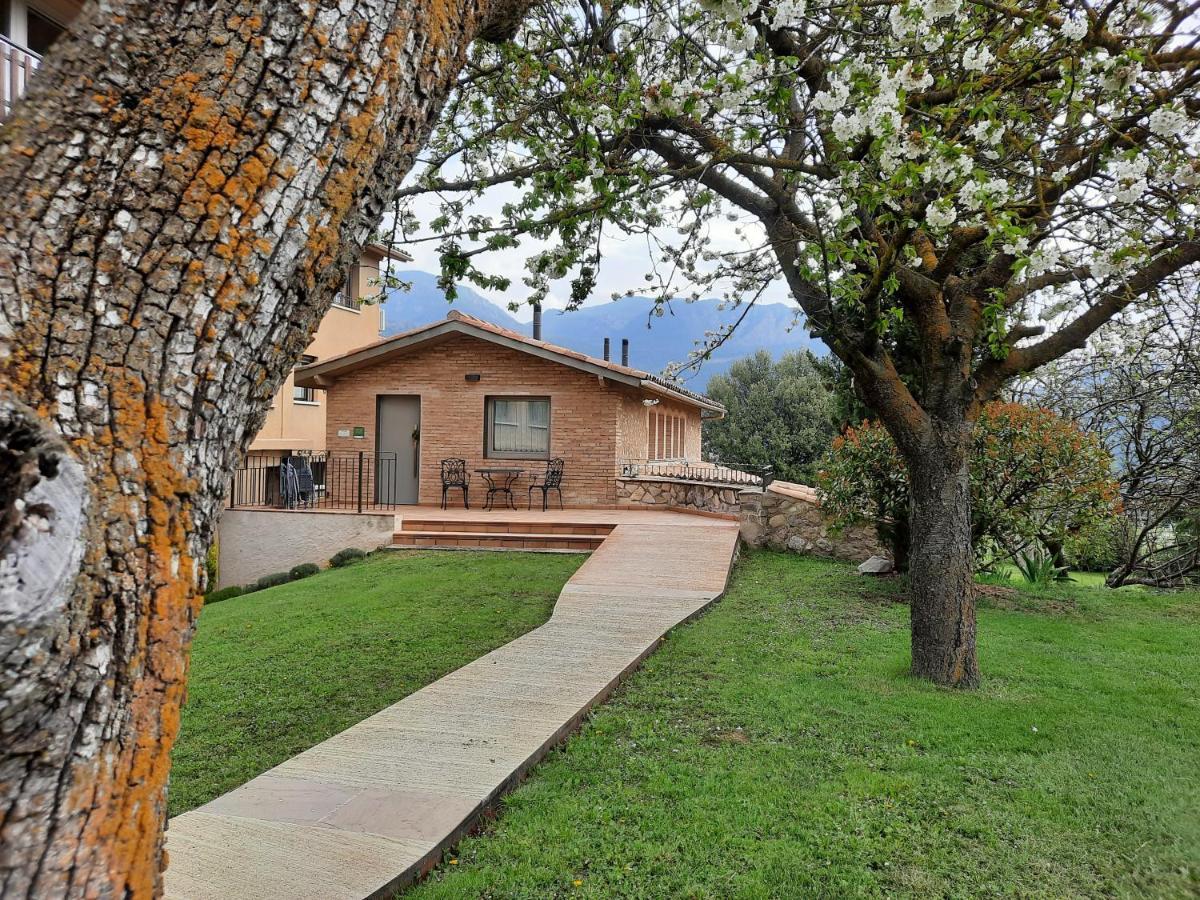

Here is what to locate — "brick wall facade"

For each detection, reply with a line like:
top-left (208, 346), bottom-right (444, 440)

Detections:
top-left (323, 333), bottom-right (702, 507)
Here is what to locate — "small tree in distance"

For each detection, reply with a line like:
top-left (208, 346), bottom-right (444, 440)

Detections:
top-left (819, 404), bottom-right (1121, 572)
top-left (703, 350), bottom-right (836, 484)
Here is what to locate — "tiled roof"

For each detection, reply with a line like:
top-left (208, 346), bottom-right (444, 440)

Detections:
top-left (296, 309), bottom-right (725, 413)
top-left (444, 311), bottom-right (722, 410)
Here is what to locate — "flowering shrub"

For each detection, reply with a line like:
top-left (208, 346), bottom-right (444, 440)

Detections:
top-left (818, 404), bottom-right (1121, 568)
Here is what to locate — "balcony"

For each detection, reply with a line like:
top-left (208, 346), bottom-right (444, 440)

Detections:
top-left (1, 35), bottom-right (40, 118)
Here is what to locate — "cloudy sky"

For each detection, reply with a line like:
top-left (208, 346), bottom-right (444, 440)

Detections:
top-left (392, 184), bottom-right (797, 323)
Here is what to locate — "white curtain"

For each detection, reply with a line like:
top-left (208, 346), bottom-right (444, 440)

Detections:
top-left (492, 399), bottom-right (550, 453)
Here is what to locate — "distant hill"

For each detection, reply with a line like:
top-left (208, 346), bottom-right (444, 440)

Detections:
top-left (380, 270), bottom-right (525, 332)
top-left (379, 270), bottom-right (822, 387)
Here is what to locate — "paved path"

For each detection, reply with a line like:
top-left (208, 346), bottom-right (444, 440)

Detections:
top-left (164, 510), bottom-right (740, 899)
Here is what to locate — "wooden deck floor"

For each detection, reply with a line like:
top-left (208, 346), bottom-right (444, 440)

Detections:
top-left (164, 509), bottom-right (740, 899)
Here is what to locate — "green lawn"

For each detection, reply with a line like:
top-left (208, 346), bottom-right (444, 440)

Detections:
top-left (169, 551), bottom-right (585, 817)
top-left (989, 564), bottom-right (1135, 590)
top-left (410, 552), bottom-right (1200, 899)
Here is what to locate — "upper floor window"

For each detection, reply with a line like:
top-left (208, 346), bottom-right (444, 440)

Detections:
top-left (649, 410), bottom-right (685, 460)
top-left (332, 270), bottom-right (357, 310)
top-left (486, 397), bottom-right (550, 458)
top-left (26, 7), bottom-right (63, 55)
top-left (292, 355), bottom-right (318, 404)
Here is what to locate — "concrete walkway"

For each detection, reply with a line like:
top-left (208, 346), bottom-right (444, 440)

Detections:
top-left (164, 510), bottom-right (740, 899)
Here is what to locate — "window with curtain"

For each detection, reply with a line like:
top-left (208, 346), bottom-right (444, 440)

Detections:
top-left (487, 397), bottom-right (550, 458)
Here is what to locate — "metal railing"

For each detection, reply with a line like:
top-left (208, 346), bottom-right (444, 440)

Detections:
top-left (229, 451), bottom-right (401, 512)
top-left (618, 458), bottom-right (772, 488)
top-left (1, 36), bottom-right (40, 119)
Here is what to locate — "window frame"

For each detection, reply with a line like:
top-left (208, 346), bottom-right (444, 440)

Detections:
top-left (649, 410), bottom-right (686, 461)
top-left (292, 355), bottom-right (319, 404)
top-left (484, 395), bottom-right (552, 460)
top-left (331, 269), bottom-right (358, 310)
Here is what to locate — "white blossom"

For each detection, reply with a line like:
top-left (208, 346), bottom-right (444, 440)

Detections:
top-left (926, 199), bottom-right (958, 228)
top-left (898, 62), bottom-right (934, 92)
top-left (768, 0), bottom-right (806, 29)
top-left (1026, 244), bottom-right (1061, 278)
top-left (1061, 16), bottom-right (1088, 41)
top-left (1172, 162), bottom-right (1200, 187)
top-left (813, 77), bottom-right (850, 111)
top-left (962, 45), bottom-right (993, 73)
top-left (831, 111), bottom-right (865, 143)
top-left (1148, 105), bottom-right (1189, 139)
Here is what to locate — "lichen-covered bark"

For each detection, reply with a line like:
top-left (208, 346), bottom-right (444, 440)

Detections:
top-left (0, 1), bottom-right (531, 895)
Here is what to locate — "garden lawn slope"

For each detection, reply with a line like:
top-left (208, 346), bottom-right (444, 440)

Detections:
top-left (170, 551), bottom-right (585, 817)
top-left (410, 553), bottom-right (1200, 898)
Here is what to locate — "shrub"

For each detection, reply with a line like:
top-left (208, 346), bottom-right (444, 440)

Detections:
top-left (205, 543), bottom-right (219, 591)
top-left (818, 402), bottom-right (1121, 569)
top-left (204, 585), bottom-right (243, 605)
top-left (289, 562), bottom-right (320, 580)
top-left (1014, 546), bottom-right (1069, 586)
top-left (329, 547), bottom-right (367, 568)
top-left (702, 350), bottom-right (836, 484)
top-left (253, 571), bottom-right (293, 591)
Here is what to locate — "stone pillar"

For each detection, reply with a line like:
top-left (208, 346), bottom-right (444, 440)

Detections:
top-left (737, 488), bottom-right (766, 546)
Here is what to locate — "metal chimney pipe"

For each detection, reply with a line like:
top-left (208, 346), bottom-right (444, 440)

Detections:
top-left (532, 302), bottom-right (542, 340)
top-left (603, 337), bottom-right (610, 361)
top-left (621, 338), bottom-right (629, 367)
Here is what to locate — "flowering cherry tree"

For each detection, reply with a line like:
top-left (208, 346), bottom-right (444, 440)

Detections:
top-left (396, 0), bottom-right (1200, 686)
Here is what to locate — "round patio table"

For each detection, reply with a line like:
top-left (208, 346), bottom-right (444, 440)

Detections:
top-left (475, 467), bottom-right (525, 510)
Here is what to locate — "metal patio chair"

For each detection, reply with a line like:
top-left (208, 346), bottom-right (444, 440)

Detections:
top-left (440, 458), bottom-right (470, 509)
top-left (528, 458), bottom-right (565, 511)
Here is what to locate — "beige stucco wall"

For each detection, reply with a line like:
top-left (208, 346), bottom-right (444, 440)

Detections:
top-left (615, 394), bottom-right (703, 462)
top-left (216, 509), bottom-right (395, 588)
top-left (248, 251), bottom-right (386, 454)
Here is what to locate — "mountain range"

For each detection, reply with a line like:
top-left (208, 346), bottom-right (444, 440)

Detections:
top-left (379, 270), bottom-right (822, 388)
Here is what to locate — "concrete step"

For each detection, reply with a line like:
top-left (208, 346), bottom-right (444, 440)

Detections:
top-left (392, 530), bottom-right (605, 551)
top-left (399, 519), bottom-right (613, 536)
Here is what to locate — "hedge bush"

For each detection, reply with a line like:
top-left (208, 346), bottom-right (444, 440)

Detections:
top-left (329, 547), bottom-right (367, 568)
top-left (253, 571), bottom-right (293, 591)
top-left (203, 585), bottom-right (243, 605)
top-left (289, 562), bottom-right (320, 580)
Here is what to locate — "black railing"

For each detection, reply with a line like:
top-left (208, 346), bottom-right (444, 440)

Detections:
top-left (229, 451), bottom-right (401, 511)
top-left (618, 458), bottom-right (772, 488)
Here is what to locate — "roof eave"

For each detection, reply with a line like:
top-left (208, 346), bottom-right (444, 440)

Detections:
top-left (639, 379), bottom-right (726, 414)
top-left (364, 242), bottom-right (412, 263)
top-left (296, 317), bottom-right (725, 415)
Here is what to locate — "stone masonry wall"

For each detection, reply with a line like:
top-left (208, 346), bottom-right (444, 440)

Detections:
top-left (616, 477), bottom-right (743, 516)
top-left (738, 482), bottom-right (887, 563)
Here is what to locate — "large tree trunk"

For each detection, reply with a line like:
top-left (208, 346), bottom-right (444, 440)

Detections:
top-left (904, 419), bottom-right (980, 688)
top-left (0, 1), bottom-right (528, 895)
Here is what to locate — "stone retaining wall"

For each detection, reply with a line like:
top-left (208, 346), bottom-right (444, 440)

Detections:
top-left (616, 476), bottom-right (744, 516)
top-left (737, 481), bottom-right (886, 563)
